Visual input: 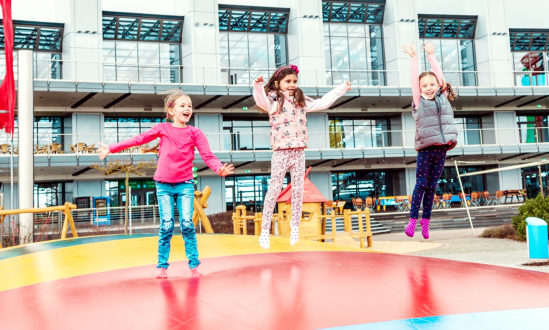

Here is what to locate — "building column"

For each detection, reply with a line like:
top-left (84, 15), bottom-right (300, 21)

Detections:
top-left (17, 50), bottom-right (34, 244)
top-left (286, 0), bottom-right (326, 86)
top-left (182, 0), bottom-right (219, 84)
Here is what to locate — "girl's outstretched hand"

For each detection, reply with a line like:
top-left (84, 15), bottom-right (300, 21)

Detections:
top-left (97, 142), bottom-right (110, 160)
top-left (403, 41), bottom-right (417, 57)
top-left (344, 81), bottom-right (353, 91)
top-left (255, 76), bottom-right (265, 84)
top-left (423, 40), bottom-right (436, 55)
top-left (218, 163), bottom-right (235, 177)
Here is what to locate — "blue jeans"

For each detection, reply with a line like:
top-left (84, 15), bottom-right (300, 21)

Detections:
top-left (410, 147), bottom-right (447, 220)
top-left (156, 182), bottom-right (200, 270)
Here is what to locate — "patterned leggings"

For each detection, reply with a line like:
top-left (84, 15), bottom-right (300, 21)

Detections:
top-left (262, 148), bottom-right (306, 230)
top-left (409, 147), bottom-right (447, 220)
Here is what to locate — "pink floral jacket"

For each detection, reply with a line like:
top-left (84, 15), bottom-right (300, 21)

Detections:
top-left (253, 82), bottom-right (349, 151)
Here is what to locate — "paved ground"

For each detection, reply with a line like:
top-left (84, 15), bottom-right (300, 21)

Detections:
top-left (369, 227), bottom-right (549, 273)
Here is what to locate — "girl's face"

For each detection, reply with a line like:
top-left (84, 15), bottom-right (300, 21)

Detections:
top-left (419, 75), bottom-right (440, 100)
top-left (168, 96), bottom-right (193, 125)
top-left (276, 74), bottom-right (298, 96)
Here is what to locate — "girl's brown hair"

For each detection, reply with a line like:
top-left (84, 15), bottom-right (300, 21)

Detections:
top-left (141, 89), bottom-right (191, 153)
top-left (256, 66), bottom-right (306, 113)
top-left (418, 71), bottom-right (457, 101)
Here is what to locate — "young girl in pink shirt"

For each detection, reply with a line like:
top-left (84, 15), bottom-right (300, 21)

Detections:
top-left (253, 65), bottom-right (352, 249)
top-left (97, 90), bottom-right (234, 278)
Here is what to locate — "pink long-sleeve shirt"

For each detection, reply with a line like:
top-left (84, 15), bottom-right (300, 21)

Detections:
top-left (253, 82), bottom-right (349, 150)
top-left (410, 54), bottom-right (448, 107)
top-left (109, 123), bottom-right (222, 183)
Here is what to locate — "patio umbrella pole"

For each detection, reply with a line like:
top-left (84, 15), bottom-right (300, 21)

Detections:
top-left (454, 160), bottom-right (475, 236)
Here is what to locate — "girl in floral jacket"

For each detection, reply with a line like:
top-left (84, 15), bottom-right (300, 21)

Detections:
top-left (253, 65), bottom-right (351, 249)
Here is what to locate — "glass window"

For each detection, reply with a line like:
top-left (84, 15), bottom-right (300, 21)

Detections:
top-left (454, 116), bottom-right (481, 145)
top-left (322, 1), bottom-right (385, 24)
top-left (225, 175), bottom-right (290, 211)
top-left (102, 41), bottom-right (181, 83)
top-left (517, 115), bottom-right (549, 143)
top-left (324, 23), bottom-right (385, 86)
top-left (332, 170), bottom-right (392, 208)
top-left (420, 39), bottom-right (476, 86)
top-left (436, 167), bottom-right (485, 195)
top-left (220, 32), bottom-right (287, 85)
top-left (513, 52), bottom-right (546, 86)
top-left (34, 117), bottom-right (63, 147)
top-left (222, 117), bottom-right (271, 150)
top-left (329, 117), bottom-right (389, 148)
top-left (522, 164), bottom-right (549, 199)
top-left (34, 183), bottom-right (63, 208)
top-left (102, 13), bottom-right (183, 43)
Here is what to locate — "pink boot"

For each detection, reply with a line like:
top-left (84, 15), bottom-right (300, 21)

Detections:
top-left (156, 267), bottom-right (167, 279)
top-left (420, 218), bottom-right (430, 239)
top-left (405, 218), bottom-right (417, 237)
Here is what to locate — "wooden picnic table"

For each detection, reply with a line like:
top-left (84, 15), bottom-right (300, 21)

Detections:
top-left (503, 189), bottom-right (526, 203)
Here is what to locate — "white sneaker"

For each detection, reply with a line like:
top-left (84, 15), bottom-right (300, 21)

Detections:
top-left (259, 229), bottom-right (270, 249)
top-left (290, 225), bottom-right (300, 246)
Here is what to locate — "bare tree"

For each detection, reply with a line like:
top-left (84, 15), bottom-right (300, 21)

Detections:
top-left (91, 160), bottom-right (157, 234)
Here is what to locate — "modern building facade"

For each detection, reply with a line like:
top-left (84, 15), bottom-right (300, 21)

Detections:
top-left (1, 0), bottom-right (548, 216)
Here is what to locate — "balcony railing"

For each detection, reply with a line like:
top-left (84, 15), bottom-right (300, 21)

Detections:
top-left (0, 127), bottom-right (546, 156)
top-left (24, 58), bottom-right (549, 88)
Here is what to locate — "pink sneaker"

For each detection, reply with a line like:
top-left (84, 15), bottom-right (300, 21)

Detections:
top-left (405, 218), bottom-right (417, 237)
top-left (156, 267), bottom-right (167, 279)
top-left (420, 218), bottom-right (430, 239)
top-left (190, 266), bottom-right (203, 278)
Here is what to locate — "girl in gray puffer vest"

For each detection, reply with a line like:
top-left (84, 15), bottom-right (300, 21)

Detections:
top-left (402, 41), bottom-right (459, 239)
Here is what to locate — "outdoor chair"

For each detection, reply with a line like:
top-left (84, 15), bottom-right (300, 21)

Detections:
top-left (77, 143), bottom-right (88, 154)
top-left (406, 195), bottom-right (412, 211)
top-left (396, 196), bottom-right (406, 212)
top-left (0, 144), bottom-right (10, 154)
top-left (482, 191), bottom-right (492, 206)
top-left (432, 195), bottom-right (440, 210)
top-left (441, 193), bottom-right (451, 209)
top-left (354, 198), bottom-right (363, 211)
top-left (493, 191), bottom-right (503, 205)
top-left (458, 192), bottom-right (468, 208)
top-left (365, 197), bottom-right (375, 214)
top-left (470, 192), bottom-right (480, 207)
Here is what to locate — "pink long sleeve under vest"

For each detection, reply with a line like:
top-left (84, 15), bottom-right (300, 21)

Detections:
top-left (109, 123), bottom-right (222, 183)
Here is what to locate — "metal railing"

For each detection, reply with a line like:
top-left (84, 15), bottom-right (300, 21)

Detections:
top-left (25, 58), bottom-right (549, 88)
top-left (0, 126), bottom-right (547, 155)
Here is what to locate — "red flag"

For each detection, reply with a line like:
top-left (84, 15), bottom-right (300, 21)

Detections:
top-left (0, 0), bottom-right (15, 137)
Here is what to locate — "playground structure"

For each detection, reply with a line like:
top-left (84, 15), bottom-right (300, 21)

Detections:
top-left (231, 167), bottom-right (373, 247)
top-left (192, 186), bottom-right (214, 233)
top-left (0, 202), bottom-right (78, 247)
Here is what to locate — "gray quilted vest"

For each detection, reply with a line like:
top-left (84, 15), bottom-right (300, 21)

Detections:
top-left (413, 89), bottom-right (458, 151)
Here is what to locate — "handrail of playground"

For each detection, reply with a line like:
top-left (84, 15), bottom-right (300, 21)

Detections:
top-left (0, 202), bottom-right (78, 247)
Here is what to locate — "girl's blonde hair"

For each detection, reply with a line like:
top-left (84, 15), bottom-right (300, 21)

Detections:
top-left (141, 89), bottom-right (191, 153)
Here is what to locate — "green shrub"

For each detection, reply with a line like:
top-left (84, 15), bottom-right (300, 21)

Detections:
top-left (512, 193), bottom-right (549, 239)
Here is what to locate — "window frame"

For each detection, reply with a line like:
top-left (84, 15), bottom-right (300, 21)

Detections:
top-left (0, 20), bottom-right (64, 53)
top-left (322, 1), bottom-right (385, 25)
top-left (218, 5), bottom-right (290, 34)
top-left (418, 14), bottom-right (478, 40)
top-left (102, 11), bottom-right (184, 43)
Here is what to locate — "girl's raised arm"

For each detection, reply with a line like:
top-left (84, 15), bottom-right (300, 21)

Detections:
top-left (306, 82), bottom-right (352, 112)
top-left (97, 125), bottom-right (162, 159)
top-left (252, 76), bottom-right (274, 114)
top-left (403, 42), bottom-right (421, 107)
top-left (426, 54), bottom-right (448, 97)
